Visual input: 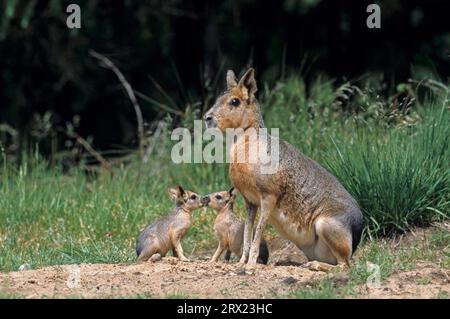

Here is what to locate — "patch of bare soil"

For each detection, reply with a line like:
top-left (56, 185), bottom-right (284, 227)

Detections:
top-left (0, 236), bottom-right (448, 298)
top-left (354, 262), bottom-right (450, 299)
top-left (0, 258), bottom-right (325, 299)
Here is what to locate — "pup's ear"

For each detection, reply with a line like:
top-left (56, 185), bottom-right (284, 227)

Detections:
top-left (238, 68), bottom-right (257, 102)
top-left (168, 185), bottom-right (185, 202)
top-left (226, 70), bottom-right (238, 89)
top-left (227, 187), bottom-right (237, 204)
top-left (177, 185), bottom-right (185, 197)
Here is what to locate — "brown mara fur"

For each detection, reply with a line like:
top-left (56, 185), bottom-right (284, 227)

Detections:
top-left (136, 185), bottom-right (203, 262)
top-left (204, 68), bottom-right (364, 271)
top-left (201, 188), bottom-right (269, 264)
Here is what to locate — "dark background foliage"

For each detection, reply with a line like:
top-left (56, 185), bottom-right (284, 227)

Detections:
top-left (0, 0), bottom-right (448, 154)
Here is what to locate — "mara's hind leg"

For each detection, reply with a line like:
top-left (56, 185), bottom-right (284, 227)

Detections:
top-left (305, 217), bottom-right (352, 272)
top-left (149, 253), bottom-right (162, 262)
top-left (137, 244), bottom-right (159, 263)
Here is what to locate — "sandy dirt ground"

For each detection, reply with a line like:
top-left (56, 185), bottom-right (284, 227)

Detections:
top-left (353, 263), bottom-right (449, 298)
top-left (1, 237), bottom-right (448, 299)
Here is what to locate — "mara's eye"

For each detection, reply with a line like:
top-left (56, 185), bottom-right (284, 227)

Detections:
top-left (215, 195), bottom-right (222, 200)
top-left (190, 194), bottom-right (197, 200)
top-left (229, 98), bottom-right (241, 107)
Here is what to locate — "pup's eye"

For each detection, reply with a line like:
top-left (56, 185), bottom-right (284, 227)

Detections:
top-left (229, 98), bottom-right (240, 107)
top-left (190, 194), bottom-right (197, 200)
top-left (215, 195), bottom-right (222, 200)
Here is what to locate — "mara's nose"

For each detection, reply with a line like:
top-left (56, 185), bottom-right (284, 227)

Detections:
top-left (201, 196), bottom-right (210, 205)
top-left (204, 114), bottom-right (213, 122)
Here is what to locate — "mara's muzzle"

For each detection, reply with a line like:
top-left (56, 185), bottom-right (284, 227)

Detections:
top-left (201, 196), bottom-right (210, 206)
top-left (203, 113), bottom-right (217, 129)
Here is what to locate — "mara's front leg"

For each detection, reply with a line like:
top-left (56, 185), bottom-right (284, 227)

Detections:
top-left (238, 201), bottom-right (257, 264)
top-left (247, 195), bottom-right (277, 265)
top-left (172, 234), bottom-right (189, 262)
top-left (210, 242), bottom-right (226, 263)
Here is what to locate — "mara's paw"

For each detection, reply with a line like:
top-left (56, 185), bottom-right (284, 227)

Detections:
top-left (243, 263), bottom-right (257, 275)
top-left (149, 253), bottom-right (162, 262)
top-left (237, 256), bottom-right (248, 266)
top-left (303, 261), bottom-right (334, 272)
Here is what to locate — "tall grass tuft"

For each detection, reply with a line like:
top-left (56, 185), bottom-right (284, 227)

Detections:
top-left (326, 101), bottom-right (449, 236)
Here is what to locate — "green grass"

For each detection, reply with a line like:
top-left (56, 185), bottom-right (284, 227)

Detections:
top-left (437, 291), bottom-right (449, 299)
top-left (0, 161), bottom-right (223, 271)
top-left (326, 105), bottom-right (449, 236)
top-left (290, 279), bottom-right (340, 299)
top-left (0, 74), bottom-right (448, 272)
top-left (0, 291), bottom-right (26, 299)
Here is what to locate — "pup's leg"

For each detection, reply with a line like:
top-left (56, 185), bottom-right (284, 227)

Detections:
top-left (172, 235), bottom-right (189, 262)
top-left (239, 201), bottom-right (257, 264)
top-left (137, 244), bottom-right (158, 263)
top-left (149, 253), bottom-right (162, 262)
top-left (210, 243), bottom-right (225, 262)
top-left (248, 195), bottom-right (277, 265)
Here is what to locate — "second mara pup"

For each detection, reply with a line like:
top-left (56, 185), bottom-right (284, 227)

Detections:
top-left (202, 188), bottom-right (269, 264)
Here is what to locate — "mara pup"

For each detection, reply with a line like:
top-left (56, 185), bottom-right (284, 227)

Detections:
top-left (201, 188), bottom-right (269, 264)
top-left (204, 68), bottom-right (364, 271)
top-left (136, 185), bottom-right (203, 262)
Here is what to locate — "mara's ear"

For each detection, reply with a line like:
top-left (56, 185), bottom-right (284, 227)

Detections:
top-left (238, 68), bottom-right (257, 102)
top-left (228, 187), bottom-right (236, 197)
top-left (168, 185), bottom-right (185, 201)
top-left (226, 70), bottom-right (238, 89)
top-left (176, 185), bottom-right (185, 197)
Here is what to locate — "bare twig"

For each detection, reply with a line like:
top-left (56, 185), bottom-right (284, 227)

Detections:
top-left (0, 123), bottom-right (18, 137)
top-left (142, 121), bottom-right (165, 164)
top-left (89, 50), bottom-right (145, 159)
top-left (148, 75), bottom-right (179, 111)
top-left (161, 5), bottom-right (199, 19)
top-left (134, 90), bottom-right (183, 115)
top-left (408, 78), bottom-right (449, 93)
top-left (56, 127), bottom-right (112, 171)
